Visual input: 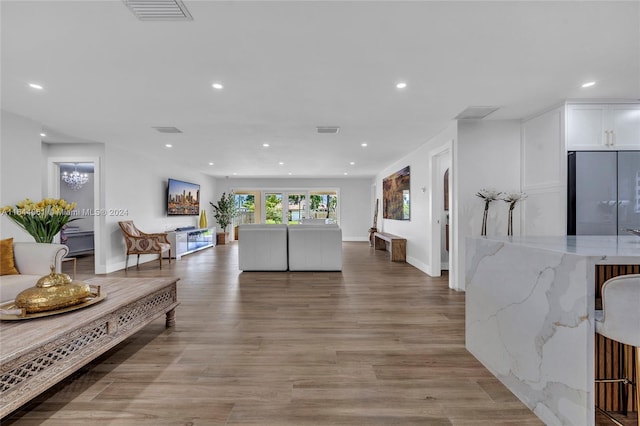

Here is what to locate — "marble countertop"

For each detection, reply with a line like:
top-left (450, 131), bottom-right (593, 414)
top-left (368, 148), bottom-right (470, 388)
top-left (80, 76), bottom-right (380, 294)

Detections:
top-left (474, 235), bottom-right (640, 257)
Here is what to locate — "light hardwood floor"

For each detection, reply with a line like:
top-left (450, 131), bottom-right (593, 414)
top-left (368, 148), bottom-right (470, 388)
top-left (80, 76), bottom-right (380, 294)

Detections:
top-left (3, 242), bottom-right (626, 425)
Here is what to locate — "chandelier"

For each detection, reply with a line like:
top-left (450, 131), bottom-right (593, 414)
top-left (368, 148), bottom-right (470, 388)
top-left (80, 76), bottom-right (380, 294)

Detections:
top-left (61, 166), bottom-right (89, 191)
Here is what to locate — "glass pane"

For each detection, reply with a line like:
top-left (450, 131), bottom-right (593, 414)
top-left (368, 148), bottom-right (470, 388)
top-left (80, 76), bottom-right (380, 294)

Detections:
top-left (265, 193), bottom-right (283, 224)
top-left (287, 193), bottom-right (306, 224)
top-left (234, 193), bottom-right (255, 225)
top-left (618, 151), bottom-right (640, 234)
top-left (309, 191), bottom-right (338, 224)
top-left (575, 151), bottom-right (617, 235)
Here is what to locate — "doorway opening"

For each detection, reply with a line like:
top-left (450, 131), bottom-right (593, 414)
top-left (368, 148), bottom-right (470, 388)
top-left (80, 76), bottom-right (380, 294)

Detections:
top-left (48, 156), bottom-right (102, 274)
top-left (429, 142), bottom-right (452, 280)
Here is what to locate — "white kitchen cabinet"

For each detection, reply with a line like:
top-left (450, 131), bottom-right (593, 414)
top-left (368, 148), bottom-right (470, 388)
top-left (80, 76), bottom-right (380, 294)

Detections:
top-left (567, 103), bottom-right (640, 150)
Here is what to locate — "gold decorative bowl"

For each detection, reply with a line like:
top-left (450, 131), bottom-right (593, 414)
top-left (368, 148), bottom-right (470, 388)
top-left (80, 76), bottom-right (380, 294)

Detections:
top-left (14, 266), bottom-right (92, 314)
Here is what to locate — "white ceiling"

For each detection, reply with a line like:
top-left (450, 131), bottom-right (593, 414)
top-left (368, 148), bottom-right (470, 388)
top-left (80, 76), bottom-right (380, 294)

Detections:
top-left (2, 1), bottom-right (639, 178)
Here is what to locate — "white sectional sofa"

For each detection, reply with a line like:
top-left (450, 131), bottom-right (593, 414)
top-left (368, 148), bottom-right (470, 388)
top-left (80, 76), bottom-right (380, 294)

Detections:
top-left (237, 223), bottom-right (342, 272)
top-left (288, 224), bottom-right (342, 271)
top-left (0, 242), bottom-right (69, 303)
top-left (238, 224), bottom-right (288, 271)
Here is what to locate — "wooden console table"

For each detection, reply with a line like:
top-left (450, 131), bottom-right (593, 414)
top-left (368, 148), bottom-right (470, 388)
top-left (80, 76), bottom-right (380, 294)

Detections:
top-left (0, 276), bottom-right (179, 418)
top-left (373, 231), bottom-right (406, 262)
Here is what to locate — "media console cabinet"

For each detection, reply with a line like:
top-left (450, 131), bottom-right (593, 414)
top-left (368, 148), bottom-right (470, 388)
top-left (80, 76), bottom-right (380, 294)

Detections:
top-left (0, 276), bottom-right (179, 418)
top-left (166, 227), bottom-right (216, 259)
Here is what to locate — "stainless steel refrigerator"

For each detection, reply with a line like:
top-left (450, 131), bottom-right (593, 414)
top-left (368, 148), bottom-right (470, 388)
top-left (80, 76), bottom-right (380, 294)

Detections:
top-left (568, 151), bottom-right (640, 235)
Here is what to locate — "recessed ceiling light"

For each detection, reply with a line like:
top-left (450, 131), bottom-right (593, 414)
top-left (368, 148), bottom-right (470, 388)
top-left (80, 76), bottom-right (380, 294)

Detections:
top-left (165, 144), bottom-right (172, 148)
top-left (349, 161), bottom-right (355, 165)
top-left (361, 143), bottom-right (368, 147)
top-left (396, 82), bottom-right (407, 89)
top-left (344, 172), bottom-right (348, 175)
top-left (28, 83), bottom-right (43, 90)
top-left (232, 172), bottom-right (237, 175)
top-left (40, 133), bottom-right (46, 137)
top-left (212, 83), bottom-right (223, 90)
top-left (279, 162), bottom-right (284, 165)
top-left (262, 143), bottom-right (270, 147)
top-left (288, 172), bottom-right (292, 175)
top-left (208, 162), bottom-right (214, 166)
top-left (581, 81), bottom-right (596, 88)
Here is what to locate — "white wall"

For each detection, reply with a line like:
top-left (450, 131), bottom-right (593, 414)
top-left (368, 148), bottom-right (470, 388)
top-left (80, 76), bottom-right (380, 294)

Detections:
top-left (0, 111), bottom-right (45, 242)
top-left (374, 123), bottom-right (457, 276)
top-left (453, 119), bottom-right (522, 291)
top-left (215, 177), bottom-right (372, 241)
top-left (102, 144), bottom-right (217, 273)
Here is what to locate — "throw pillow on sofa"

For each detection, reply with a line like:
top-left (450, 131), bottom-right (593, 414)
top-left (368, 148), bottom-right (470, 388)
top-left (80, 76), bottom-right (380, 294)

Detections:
top-left (0, 238), bottom-right (20, 275)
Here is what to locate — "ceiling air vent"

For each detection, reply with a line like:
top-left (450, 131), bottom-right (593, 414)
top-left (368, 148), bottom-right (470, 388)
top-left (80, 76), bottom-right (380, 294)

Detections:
top-left (316, 126), bottom-right (340, 134)
top-left (152, 126), bottom-right (183, 133)
top-left (124, 0), bottom-right (193, 21)
top-left (454, 106), bottom-right (500, 120)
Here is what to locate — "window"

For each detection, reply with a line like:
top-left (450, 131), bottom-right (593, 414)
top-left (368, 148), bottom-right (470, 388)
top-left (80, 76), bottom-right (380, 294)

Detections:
top-left (287, 193), bottom-right (306, 224)
top-left (309, 191), bottom-right (338, 223)
top-left (264, 193), bottom-right (283, 224)
top-left (232, 191), bottom-right (260, 227)
top-left (232, 189), bottom-right (339, 225)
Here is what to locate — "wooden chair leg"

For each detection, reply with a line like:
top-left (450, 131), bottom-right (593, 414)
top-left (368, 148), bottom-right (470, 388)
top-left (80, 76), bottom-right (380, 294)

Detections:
top-left (125, 254), bottom-right (129, 270)
top-left (136, 254), bottom-right (140, 268)
top-left (159, 252), bottom-right (162, 269)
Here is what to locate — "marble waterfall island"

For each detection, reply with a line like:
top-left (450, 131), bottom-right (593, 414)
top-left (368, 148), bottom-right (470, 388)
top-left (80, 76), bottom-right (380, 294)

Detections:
top-left (465, 236), bottom-right (640, 426)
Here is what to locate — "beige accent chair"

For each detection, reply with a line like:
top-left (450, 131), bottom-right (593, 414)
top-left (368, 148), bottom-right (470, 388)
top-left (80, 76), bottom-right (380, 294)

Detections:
top-left (118, 221), bottom-right (171, 270)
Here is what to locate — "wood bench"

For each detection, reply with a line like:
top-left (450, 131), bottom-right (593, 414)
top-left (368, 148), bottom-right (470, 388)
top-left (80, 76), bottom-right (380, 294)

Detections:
top-left (373, 232), bottom-right (406, 262)
top-left (0, 276), bottom-right (179, 418)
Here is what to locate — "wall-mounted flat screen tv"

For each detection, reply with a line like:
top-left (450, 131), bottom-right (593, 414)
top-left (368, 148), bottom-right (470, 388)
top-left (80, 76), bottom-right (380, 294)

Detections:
top-left (167, 178), bottom-right (200, 216)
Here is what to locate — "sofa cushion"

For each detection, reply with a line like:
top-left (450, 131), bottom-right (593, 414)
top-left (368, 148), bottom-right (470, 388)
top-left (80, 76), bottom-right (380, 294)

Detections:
top-left (13, 242), bottom-right (68, 276)
top-left (288, 224), bottom-right (342, 271)
top-left (0, 238), bottom-right (19, 276)
top-left (238, 224), bottom-right (288, 271)
top-left (0, 274), bottom-right (39, 303)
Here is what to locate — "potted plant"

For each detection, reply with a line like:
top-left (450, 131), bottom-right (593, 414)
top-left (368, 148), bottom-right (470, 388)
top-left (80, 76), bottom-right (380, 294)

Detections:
top-left (209, 192), bottom-right (237, 244)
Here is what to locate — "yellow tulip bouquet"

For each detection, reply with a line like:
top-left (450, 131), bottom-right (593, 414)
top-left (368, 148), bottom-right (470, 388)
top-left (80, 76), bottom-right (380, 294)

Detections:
top-left (1, 198), bottom-right (78, 243)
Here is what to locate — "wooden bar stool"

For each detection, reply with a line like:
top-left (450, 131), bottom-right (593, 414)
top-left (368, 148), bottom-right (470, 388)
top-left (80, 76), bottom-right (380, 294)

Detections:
top-left (595, 274), bottom-right (640, 426)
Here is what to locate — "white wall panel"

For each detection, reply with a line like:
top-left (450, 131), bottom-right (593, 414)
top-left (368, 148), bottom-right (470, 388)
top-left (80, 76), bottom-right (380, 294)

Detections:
top-left (522, 108), bottom-right (563, 188)
top-left (521, 105), bottom-right (566, 236)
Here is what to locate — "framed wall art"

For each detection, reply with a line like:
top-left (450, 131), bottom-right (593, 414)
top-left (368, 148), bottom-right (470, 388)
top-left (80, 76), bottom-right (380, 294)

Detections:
top-left (383, 166), bottom-right (410, 220)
